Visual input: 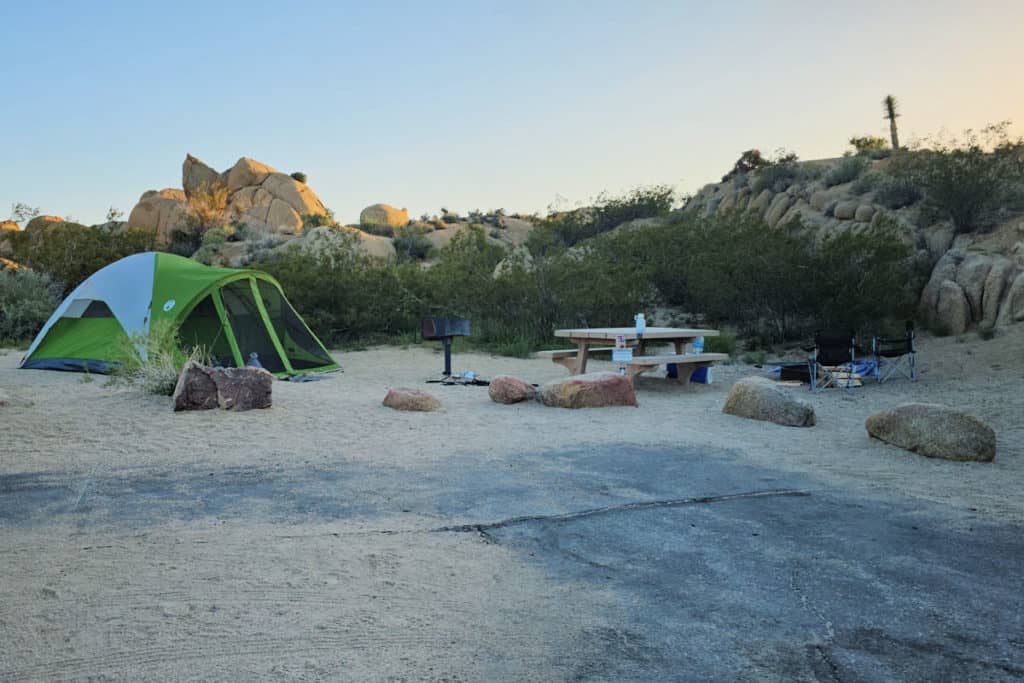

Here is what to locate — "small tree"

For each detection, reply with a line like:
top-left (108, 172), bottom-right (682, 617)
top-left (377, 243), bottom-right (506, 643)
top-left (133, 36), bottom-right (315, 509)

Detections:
top-left (849, 136), bottom-right (888, 154)
top-left (106, 207), bottom-right (124, 222)
top-left (9, 202), bottom-right (40, 227)
top-left (883, 95), bottom-right (900, 150)
top-left (722, 149), bottom-right (770, 181)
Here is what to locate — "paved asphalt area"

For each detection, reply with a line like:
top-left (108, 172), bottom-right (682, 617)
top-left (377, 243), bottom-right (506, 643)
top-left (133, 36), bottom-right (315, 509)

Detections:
top-left (2, 444), bottom-right (1022, 681)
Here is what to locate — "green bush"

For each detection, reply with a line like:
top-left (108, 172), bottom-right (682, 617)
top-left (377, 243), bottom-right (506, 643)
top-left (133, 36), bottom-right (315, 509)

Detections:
top-left (290, 172), bottom-right (308, 183)
top-left (109, 319), bottom-right (208, 396)
top-left (851, 171), bottom-right (884, 195)
top-left (527, 185), bottom-right (674, 252)
top-left (873, 176), bottom-right (923, 209)
top-left (8, 223), bottom-right (158, 295)
top-left (637, 211), bottom-right (920, 343)
top-left (849, 136), bottom-right (888, 154)
top-left (302, 211), bottom-right (336, 230)
top-left (392, 227), bottom-right (434, 263)
top-left (704, 331), bottom-right (736, 355)
top-left (751, 161), bottom-right (800, 194)
top-left (0, 269), bottom-right (61, 345)
top-left (824, 156), bottom-right (870, 187)
top-left (891, 122), bottom-right (1024, 232)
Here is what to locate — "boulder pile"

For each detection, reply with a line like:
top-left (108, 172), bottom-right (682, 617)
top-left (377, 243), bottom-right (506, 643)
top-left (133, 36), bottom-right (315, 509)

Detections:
top-left (129, 155), bottom-right (329, 242)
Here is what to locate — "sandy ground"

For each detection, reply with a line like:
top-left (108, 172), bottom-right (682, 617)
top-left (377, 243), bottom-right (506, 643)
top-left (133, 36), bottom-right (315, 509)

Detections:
top-left (1, 328), bottom-right (1022, 679)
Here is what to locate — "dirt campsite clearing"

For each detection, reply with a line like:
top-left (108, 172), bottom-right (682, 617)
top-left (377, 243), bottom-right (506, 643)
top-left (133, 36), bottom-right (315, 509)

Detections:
top-left (2, 329), bottom-right (1023, 680)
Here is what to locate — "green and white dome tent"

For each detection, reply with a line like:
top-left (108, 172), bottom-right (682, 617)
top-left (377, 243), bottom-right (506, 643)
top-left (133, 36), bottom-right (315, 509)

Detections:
top-left (21, 252), bottom-right (339, 376)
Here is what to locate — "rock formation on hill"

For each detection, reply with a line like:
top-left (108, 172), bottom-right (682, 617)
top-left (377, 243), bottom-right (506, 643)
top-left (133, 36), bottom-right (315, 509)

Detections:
top-left (128, 155), bottom-right (328, 241)
top-left (360, 204), bottom-right (409, 229)
top-left (685, 157), bottom-right (1024, 332)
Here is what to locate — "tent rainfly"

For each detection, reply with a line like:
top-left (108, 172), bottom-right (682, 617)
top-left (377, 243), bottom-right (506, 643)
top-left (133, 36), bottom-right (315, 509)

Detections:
top-left (21, 252), bottom-right (338, 376)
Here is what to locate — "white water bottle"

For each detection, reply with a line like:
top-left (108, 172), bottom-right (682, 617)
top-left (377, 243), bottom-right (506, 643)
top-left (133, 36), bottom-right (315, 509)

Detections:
top-left (634, 313), bottom-right (646, 335)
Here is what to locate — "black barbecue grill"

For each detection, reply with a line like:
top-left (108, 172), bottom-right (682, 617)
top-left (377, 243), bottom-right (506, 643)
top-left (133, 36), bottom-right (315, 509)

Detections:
top-left (421, 317), bottom-right (471, 378)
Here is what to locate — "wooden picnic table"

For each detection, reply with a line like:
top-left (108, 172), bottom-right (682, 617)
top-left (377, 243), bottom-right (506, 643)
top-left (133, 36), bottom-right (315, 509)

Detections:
top-left (552, 327), bottom-right (720, 376)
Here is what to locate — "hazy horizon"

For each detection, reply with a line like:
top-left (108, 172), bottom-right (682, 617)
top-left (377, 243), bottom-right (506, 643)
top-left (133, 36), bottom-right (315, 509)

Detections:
top-left (2, 0), bottom-right (1022, 225)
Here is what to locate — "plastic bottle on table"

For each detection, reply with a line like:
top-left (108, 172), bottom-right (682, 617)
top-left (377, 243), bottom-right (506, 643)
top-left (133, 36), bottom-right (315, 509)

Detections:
top-left (634, 313), bottom-right (646, 335)
top-left (692, 336), bottom-right (704, 354)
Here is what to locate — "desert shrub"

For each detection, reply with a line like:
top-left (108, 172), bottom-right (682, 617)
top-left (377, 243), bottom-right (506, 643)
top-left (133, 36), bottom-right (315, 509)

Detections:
top-left (637, 211), bottom-right (919, 343)
top-left (873, 176), bottom-right (924, 209)
top-left (722, 149), bottom-right (771, 182)
top-left (392, 227), bottom-right (434, 263)
top-left (0, 269), bottom-right (61, 345)
top-left (8, 223), bottom-right (158, 295)
top-left (302, 211), bottom-right (336, 230)
top-left (824, 156), bottom-right (870, 187)
top-left (851, 171), bottom-right (884, 195)
top-left (751, 159), bottom-right (801, 194)
top-left (849, 136), bottom-right (888, 154)
top-left (171, 182), bottom-right (229, 254)
top-left (804, 218), bottom-right (920, 331)
top-left (110, 319), bottom-right (209, 396)
top-left (360, 223), bottom-right (395, 238)
top-left (704, 331), bottom-right (737, 355)
top-left (290, 172), bottom-right (308, 183)
top-left (891, 121), bottom-right (1024, 232)
top-left (252, 240), bottom-right (425, 344)
top-left (201, 227), bottom-right (229, 246)
top-left (527, 185), bottom-right (674, 252)
top-left (192, 245), bottom-right (218, 265)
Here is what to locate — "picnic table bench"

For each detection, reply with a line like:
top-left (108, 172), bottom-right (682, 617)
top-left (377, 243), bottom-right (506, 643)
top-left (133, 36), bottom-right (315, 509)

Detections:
top-left (538, 327), bottom-right (726, 385)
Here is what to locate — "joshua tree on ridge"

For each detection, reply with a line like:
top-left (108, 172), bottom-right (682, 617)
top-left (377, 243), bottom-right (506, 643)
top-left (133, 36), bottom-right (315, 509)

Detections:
top-left (883, 94), bottom-right (900, 150)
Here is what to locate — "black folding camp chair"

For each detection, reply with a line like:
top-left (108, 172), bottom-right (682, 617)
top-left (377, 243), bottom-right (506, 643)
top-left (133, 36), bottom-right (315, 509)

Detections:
top-left (872, 322), bottom-right (916, 383)
top-left (808, 330), bottom-right (857, 393)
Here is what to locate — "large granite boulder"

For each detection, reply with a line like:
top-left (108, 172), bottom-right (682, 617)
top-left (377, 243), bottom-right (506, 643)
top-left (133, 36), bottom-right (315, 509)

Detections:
top-left (172, 362), bottom-right (220, 411)
top-left (540, 372), bottom-right (638, 409)
top-left (24, 215), bottom-right (66, 236)
top-left (127, 189), bottom-right (187, 241)
top-left (0, 220), bottom-right (19, 233)
top-left (172, 362), bottom-right (273, 412)
top-left (865, 403), bottom-right (996, 462)
top-left (182, 153), bottom-right (223, 197)
top-left (722, 376), bottom-right (816, 427)
top-left (209, 366), bottom-right (273, 411)
top-left (227, 157), bottom-right (276, 193)
top-left (261, 172), bottom-right (327, 217)
top-left (360, 204), bottom-right (409, 229)
top-left (997, 272), bottom-right (1024, 325)
top-left (934, 280), bottom-right (970, 335)
top-left (488, 375), bottom-right (537, 404)
top-left (383, 388), bottom-right (441, 412)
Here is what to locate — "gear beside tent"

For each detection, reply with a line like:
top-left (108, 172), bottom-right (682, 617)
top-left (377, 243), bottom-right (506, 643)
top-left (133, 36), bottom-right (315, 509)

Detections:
top-left (21, 252), bottom-right (338, 377)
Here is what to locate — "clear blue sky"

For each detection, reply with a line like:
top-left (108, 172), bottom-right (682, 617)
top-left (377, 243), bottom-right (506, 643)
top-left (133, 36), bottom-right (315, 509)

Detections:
top-left (2, 0), bottom-right (1022, 225)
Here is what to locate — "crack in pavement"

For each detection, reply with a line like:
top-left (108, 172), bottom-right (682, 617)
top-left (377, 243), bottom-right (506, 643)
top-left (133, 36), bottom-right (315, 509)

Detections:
top-left (431, 489), bottom-right (811, 534)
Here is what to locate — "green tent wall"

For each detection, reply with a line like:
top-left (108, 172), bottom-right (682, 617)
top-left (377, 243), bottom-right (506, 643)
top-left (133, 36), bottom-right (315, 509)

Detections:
top-left (22, 252), bottom-right (338, 376)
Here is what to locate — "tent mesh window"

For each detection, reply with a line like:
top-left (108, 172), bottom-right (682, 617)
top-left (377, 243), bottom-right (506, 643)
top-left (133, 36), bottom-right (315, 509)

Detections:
top-left (178, 295), bottom-right (237, 368)
top-left (219, 280), bottom-right (286, 373)
top-left (256, 280), bottom-right (333, 370)
top-left (80, 300), bottom-right (114, 318)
